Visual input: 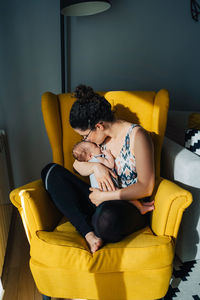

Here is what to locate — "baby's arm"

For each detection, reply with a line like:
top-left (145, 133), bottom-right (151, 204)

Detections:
top-left (97, 150), bottom-right (115, 169)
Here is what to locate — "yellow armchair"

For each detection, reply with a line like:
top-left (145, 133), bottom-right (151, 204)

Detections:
top-left (10, 89), bottom-right (192, 300)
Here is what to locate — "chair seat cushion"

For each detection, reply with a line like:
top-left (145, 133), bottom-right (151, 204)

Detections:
top-left (30, 217), bottom-right (174, 273)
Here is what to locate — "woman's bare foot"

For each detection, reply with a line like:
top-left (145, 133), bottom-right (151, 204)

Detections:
top-left (85, 231), bottom-right (103, 253)
top-left (139, 200), bottom-right (155, 215)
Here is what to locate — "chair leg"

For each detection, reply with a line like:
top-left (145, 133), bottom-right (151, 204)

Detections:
top-left (42, 295), bottom-right (51, 300)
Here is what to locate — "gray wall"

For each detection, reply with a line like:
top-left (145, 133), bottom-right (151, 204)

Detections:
top-left (69, 0), bottom-right (200, 110)
top-left (0, 0), bottom-right (61, 187)
top-left (0, 0), bottom-right (200, 187)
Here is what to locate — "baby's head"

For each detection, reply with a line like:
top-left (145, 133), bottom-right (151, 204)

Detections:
top-left (72, 141), bottom-right (101, 162)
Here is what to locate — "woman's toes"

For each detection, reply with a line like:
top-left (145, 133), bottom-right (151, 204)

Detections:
top-left (91, 238), bottom-right (103, 253)
top-left (140, 205), bottom-right (155, 215)
top-left (91, 244), bottom-right (98, 253)
top-left (143, 200), bottom-right (155, 206)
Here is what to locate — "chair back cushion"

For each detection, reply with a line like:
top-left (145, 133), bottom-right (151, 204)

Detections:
top-left (42, 89), bottom-right (169, 179)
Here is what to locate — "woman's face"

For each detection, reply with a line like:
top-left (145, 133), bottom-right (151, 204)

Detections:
top-left (74, 123), bottom-right (107, 146)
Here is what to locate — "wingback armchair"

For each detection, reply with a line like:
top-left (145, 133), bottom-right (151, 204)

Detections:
top-left (10, 89), bottom-right (192, 300)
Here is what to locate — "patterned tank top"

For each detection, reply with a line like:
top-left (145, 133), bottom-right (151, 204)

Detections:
top-left (102, 124), bottom-right (140, 188)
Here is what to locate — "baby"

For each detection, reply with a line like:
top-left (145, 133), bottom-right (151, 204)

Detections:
top-left (72, 141), bottom-right (154, 214)
top-left (72, 141), bottom-right (119, 188)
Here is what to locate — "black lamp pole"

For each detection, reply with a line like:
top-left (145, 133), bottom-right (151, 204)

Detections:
top-left (60, 0), bottom-right (66, 93)
top-left (60, 0), bottom-right (111, 93)
top-left (60, 0), bottom-right (72, 93)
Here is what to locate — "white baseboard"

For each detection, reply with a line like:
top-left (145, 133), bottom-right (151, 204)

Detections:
top-left (0, 279), bottom-right (4, 300)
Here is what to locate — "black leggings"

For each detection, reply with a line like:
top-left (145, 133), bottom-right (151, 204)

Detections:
top-left (41, 163), bottom-right (148, 243)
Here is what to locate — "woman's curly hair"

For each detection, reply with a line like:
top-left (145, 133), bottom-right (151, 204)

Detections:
top-left (69, 84), bottom-right (115, 130)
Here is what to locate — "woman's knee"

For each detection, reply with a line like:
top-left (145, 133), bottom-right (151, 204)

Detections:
top-left (41, 163), bottom-right (56, 182)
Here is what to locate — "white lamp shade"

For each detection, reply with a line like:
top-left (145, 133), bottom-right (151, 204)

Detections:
top-left (61, 0), bottom-right (111, 16)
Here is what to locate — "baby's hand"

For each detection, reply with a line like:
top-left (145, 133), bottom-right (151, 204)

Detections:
top-left (102, 149), bottom-right (112, 156)
top-left (102, 149), bottom-right (115, 169)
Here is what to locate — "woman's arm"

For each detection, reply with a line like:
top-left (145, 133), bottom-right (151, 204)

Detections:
top-left (73, 160), bottom-right (117, 191)
top-left (89, 127), bottom-right (155, 204)
top-left (118, 127), bottom-right (155, 200)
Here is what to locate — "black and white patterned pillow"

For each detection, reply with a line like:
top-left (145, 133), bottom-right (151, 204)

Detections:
top-left (185, 129), bottom-right (200, 156)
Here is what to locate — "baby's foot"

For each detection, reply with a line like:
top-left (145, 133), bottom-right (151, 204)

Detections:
top-left (140, 201), bottom-right (155, 215)
top-left (85, 231), bottom-right (103, 253)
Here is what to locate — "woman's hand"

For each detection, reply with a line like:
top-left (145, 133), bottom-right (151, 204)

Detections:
top-left (93, 163), bottom-right (117, 191)
top-left (89, 188), bottom-right (106, 206)
top-left (89, 187), bottom-right (121, 206)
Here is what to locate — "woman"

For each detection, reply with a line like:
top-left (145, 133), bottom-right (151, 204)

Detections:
top-left (41, 85), bottom-right (155, 254)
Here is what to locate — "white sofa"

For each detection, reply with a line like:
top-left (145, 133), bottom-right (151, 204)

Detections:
top-left (161, 111), bottom-right (200, 262)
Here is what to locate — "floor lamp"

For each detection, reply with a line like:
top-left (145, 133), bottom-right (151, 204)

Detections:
top-left (60, 0), bottom-right (112, 93)
top-left (191, 0), bottom-right (200, 21)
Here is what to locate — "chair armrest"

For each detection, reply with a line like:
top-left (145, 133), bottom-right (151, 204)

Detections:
top-left (161, 136), bottom-right (200, 188)
top-left (10, 179), bottom-right (62, 241)
top-left (150, 178), bottom-right (192, 239)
